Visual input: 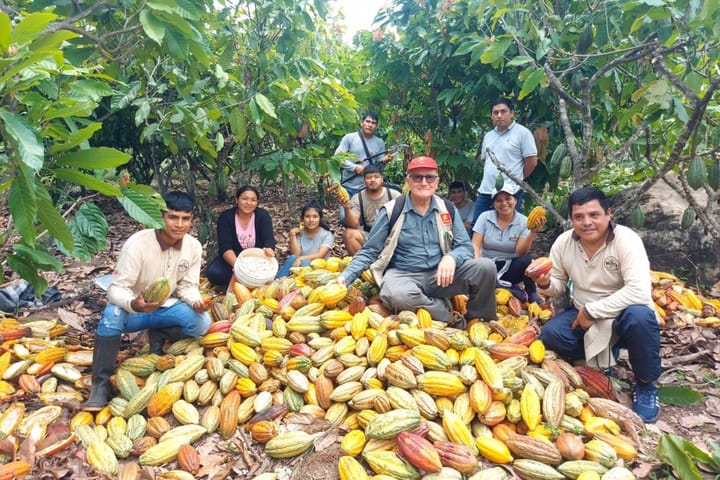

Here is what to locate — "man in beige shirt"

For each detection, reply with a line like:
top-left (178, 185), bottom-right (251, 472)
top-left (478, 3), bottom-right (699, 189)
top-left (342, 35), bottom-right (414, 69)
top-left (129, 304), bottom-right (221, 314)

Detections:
top-left (527, 187), bottom-right (660, 423)
top-left (84, 191), bottom-right (211, 411)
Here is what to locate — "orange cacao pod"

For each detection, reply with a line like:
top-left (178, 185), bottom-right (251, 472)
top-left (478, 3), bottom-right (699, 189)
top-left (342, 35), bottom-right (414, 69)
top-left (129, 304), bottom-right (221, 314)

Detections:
top-left (397, 431), bottom-right (442, 473)
top-left (575, 366), bottom-right (617, 401)
top-left (505, 434), bottom-right (562, 465)
top-left (556, 432), bottom-right (585, 460)
top-left (251, 420), bottom-right (279, 443)
top-left (177, 444), bottom-right (200, 475)
top-left (219, 390), bottom-right (242, 439)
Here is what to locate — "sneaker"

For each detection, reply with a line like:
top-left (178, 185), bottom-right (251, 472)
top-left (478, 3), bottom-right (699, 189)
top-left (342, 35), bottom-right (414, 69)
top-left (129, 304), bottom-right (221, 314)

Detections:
top-left (632, 383), bottom-right (659, 423)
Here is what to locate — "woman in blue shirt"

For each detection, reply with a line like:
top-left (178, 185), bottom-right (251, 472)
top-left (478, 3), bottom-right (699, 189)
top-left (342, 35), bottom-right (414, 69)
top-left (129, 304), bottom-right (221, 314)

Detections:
top-left (277, 201), bottom-right (334, 278)
top-left (471, 185), bottom-right (545, 303)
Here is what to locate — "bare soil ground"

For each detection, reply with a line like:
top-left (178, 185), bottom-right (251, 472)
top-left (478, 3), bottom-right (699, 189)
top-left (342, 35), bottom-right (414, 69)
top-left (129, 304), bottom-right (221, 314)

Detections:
top-left (8, 182), bottom-right (720, 479)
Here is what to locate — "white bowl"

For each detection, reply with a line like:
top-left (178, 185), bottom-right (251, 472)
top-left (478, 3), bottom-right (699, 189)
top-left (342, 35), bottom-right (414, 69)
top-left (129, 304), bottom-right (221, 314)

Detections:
top-left (233, 248), bottom-right (279, 287)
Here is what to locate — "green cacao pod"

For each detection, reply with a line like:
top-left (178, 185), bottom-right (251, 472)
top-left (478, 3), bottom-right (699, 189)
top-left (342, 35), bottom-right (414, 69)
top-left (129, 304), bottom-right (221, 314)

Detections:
top-left (707, 160), bottom-right (720, 191)
top-left (549, 143), bottom-right (568, 171)
top-left (680, 207), bottom-right (696, 229)
top-left (494, 175), bottom-right (505, 190)
top-left (686, 157), bottom-right (707, 190)
top-left (144, 277), bottom-right (170, 303)
top-left (576, 23), bottom-right (593, 54)
top-left (630, 206), bottom-right (645, 229)
top-left (559, 155), bottom-right (573, 179)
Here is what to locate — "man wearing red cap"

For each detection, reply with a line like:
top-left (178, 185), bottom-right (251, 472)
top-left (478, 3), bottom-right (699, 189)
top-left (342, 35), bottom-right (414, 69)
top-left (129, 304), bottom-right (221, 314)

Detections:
top-left (338, 156), bottom-right (497, 326)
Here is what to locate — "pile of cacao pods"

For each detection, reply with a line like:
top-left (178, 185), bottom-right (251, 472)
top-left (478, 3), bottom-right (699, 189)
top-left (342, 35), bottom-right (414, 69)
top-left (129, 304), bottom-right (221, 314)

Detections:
top-left (650, 270), bottom-right (720, 328)
top-left (0, 257), bottom-right (679, 480)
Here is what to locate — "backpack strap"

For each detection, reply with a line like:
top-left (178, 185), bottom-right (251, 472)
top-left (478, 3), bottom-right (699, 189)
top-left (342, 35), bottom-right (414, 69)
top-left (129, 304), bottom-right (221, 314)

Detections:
top-left (358, 130), bottom-right (372, 161)
top-left (358, 190), bottom-right (366, 231)
top-left (388, 195), bottom-right (455, 231)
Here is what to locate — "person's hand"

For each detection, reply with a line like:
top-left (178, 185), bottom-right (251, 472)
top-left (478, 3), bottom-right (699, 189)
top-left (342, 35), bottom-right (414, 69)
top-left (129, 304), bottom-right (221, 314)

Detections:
top-left (192, 299), bottom-right (210, 313)
top-left (382, 153), bottom-right (392, 164)
top-left (355, 165), bottom-right (364, 175)
top-left (435, 255), bottom-right (456, 288)
top-left (131, 294), bottom-right (161, 313)
top-left (572, 307), bottom-right (594, 330)
top-left (290, 227), bottom-right (301, 237)
top-left (292, 256), bottom-right (303, 267)
top-left (528, 270), bottom-right (550, 288)
top-left (263, 248), bottom-right (275, 257)
top-left (531, 216), bottom-right (547, 233)
top-left (335, 276), bottom-right (347, 288)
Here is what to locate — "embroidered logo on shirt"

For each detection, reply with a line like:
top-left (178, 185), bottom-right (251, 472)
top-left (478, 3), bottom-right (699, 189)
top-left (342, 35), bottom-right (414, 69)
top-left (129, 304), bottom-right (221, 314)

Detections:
top-left (177, 259), bottom-right (190, 273)
top-left (604, 257), bottom-right (619, 271)
top-left (440, 212), bottom-right (452, 226)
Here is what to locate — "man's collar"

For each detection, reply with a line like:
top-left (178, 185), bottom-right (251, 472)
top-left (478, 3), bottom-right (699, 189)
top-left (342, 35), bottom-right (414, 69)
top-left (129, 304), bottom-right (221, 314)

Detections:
top-left (155, 229), bottom-right (183, 251)
top-left (495, 121), bottom-right (516, 134)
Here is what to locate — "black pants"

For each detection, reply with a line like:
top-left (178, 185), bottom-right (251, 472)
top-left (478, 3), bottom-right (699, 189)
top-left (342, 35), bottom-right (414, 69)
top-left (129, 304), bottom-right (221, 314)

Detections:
top-left (206, 256), bottom-right (232, 287)
top-left (495, 255), bottom-right (536, 294)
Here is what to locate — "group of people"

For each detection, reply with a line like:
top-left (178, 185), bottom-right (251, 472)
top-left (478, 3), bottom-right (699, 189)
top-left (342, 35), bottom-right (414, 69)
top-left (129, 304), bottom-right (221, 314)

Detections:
top-left (85, 100), bottom-right (661, 425)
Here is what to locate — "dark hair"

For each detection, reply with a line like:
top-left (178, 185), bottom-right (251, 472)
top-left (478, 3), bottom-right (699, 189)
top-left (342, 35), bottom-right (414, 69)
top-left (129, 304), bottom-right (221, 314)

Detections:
top-left (490, 97), bottom-right (514, 112)
top-left (236, 185), bottom-right (260, 201)
top-left (568, 186), bottom-right (610, 214)
top-left (163, 191), bottom-right (194, 213)
top-left (301, 201), bottom-right (332, 233)
top-left (362, 111), bottom-right (379, 122)
top-left (449, 181), bottom-right (466, 192)
top-left (364, 164), bottom-right (383, 176)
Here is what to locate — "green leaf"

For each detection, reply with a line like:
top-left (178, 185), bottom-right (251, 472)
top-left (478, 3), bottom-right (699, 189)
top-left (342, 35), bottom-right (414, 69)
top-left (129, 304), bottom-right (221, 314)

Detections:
top-left (57, 203), bottom-right (108, 260)
top-left (135, 98), bottom-right (151, 125)
top-left (140, 10), bottom-right (165, 44)
top-left (51, 168), bottom-right (123, 196)
top-left (658, 386), bottom-right (703, 405)
top-left (118, 188), bottom-right (165, 228)
top-left (229, 107), bottom-right (247, 142)
top-left (164, 26), bottom-right (188, 61)
top-left (254, 93), bottom-right (277, 119)
top-left (519, 68), bottom-right (546, 100)
top-left (48, 123), bottom-right (103, 154)
top-left (29, 30), bottom-right (79, 51)
top-left (0, 12), bottom-right (10, 51)
top-left (69, 79), bottom-right (115, 102)
top-left (0, 108), bottom-right (44, 170)
top-left (44, 101), bottom-right (96, 121)
top-left (8, 168), bottom-right (37, 245)
top-left (6, 251), bottom-right (49, 296)
top-left (11, 12), bottom-right (57, 45)
top-left (507, 55), bottom-right (534, 67)
top-left (657, 434), bottom-right (703, 480)
top-left (111, 81), bottom-right (141, 111)
top-left (13, 243), bottom-right (63, 271)
top-left (54, 147), bottom-right (131, 169)
top-left (35, 182), bottom-right (74, 250)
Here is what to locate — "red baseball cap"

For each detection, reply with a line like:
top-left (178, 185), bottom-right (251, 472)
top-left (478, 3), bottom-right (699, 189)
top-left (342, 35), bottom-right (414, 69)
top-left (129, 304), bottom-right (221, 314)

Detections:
top-left (407, 156), bottom-right (438, 172)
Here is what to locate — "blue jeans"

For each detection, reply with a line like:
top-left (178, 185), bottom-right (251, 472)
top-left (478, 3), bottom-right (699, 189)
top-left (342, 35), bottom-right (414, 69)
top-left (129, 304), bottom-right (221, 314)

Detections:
top-left (97, 301), bottom-right (211, 338)
top-left (276, 255), bottom-right (311, 279)
top-left (472, 190), bottom-right (525, 226)
top-left (539, 305), bottom-right (661, 383)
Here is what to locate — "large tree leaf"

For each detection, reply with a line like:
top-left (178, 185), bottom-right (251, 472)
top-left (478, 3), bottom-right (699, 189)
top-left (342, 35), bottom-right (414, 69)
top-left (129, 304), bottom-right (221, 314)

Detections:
top-left (51, 168), bottom-right (123, 196)
top-left (0, 108), bottom-right (44, 170)
top-left (43, 101), bottom-right (96, 121)
top-left (11, 12), bottom-right (57, 45)
top-left (118, 188), bottom-right (165, 228)
top-left (254, 93), bottom-right (278, 119)
top-left (56, 203), bottom-right (109, 260)
top-left (69, 79), bottom-right (116, 102)
top-left (48, 123), bottom-right (103, 154)
top-left (6, 252), bottom-right (48, 297)
top-left (140, 10), bottom-right (165, 44)
top-left (657, 434), bottom-right (703, 480)
top-left (29, 30), bottom-right (79, 51)
top-left (163, 26), bottom-right (189, 61)
top-left (54, 147), bottom-right (132, 169)
top-left (110, 81), bottom-right (141, 111)
top-left (0, 12), bottom-right (10, 51)
top-left (658, 386), bottom-right (704, 406)
top-left (35, 182), bottom-right (74, 250)
top-left (7, 168), bottom-right (37, 246)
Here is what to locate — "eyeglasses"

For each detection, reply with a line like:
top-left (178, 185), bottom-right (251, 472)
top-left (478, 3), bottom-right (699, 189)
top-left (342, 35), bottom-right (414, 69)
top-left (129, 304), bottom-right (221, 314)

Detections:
top-left (408, 174), bottom-right (439, 183)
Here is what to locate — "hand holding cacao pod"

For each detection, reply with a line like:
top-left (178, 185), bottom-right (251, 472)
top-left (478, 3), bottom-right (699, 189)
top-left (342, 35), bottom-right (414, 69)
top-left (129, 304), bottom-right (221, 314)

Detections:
top-left (527, 206), bottom-right (547, 230)
top-left (326, 183), bottom-right (350, 205)
top-left (525, 257), bottom-right (553, 279)
top-left (142, 277), bottom-right (170, 304)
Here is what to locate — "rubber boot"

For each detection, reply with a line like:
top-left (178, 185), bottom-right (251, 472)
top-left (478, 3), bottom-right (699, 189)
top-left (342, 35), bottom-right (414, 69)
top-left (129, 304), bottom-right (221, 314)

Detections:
top-left (148, 326), bottom-right (190, 354)
top-left (83, 335), bottom-right (121, 411)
